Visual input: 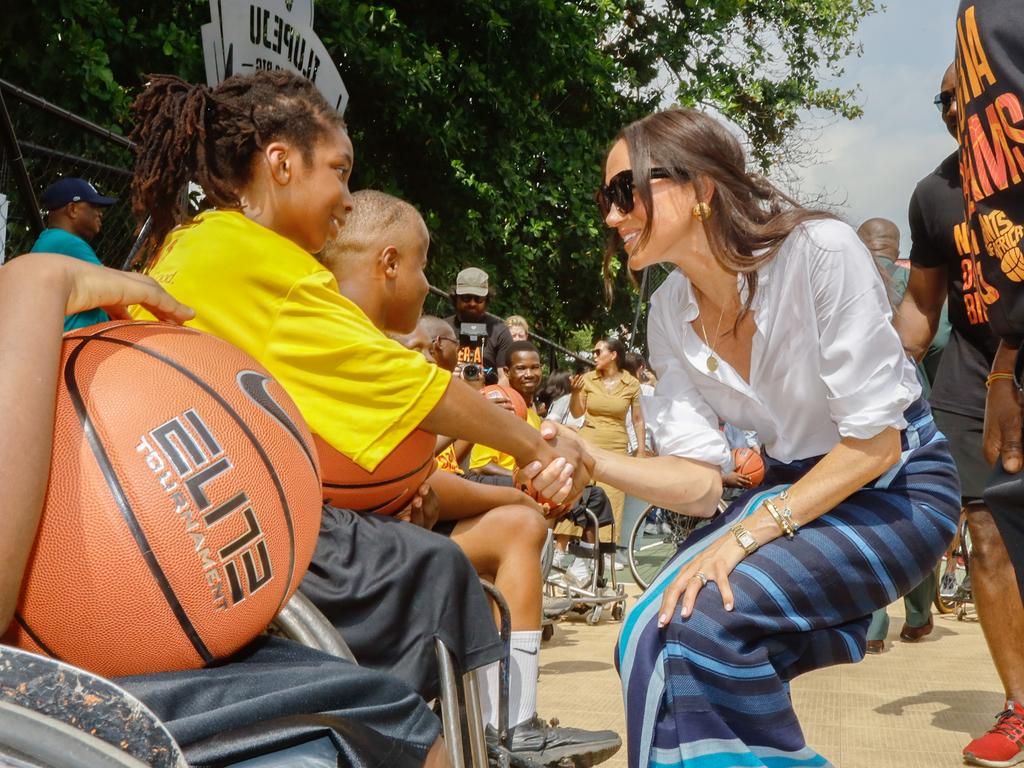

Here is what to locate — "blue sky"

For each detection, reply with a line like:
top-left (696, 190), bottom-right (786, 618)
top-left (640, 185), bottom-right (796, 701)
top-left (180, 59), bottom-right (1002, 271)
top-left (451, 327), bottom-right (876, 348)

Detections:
top-left (789, 0), bottom-right (961, 255)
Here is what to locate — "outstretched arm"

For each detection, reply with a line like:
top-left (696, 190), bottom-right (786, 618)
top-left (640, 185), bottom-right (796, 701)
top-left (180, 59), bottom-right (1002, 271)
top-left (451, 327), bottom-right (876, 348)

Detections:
top-left (0, 253), bottom-right (192, 630)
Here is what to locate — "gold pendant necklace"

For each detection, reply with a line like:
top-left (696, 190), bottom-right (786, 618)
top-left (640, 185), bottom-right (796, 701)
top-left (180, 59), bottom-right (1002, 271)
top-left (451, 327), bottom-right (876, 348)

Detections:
top-left (697, 292), bottom-right (728, 373)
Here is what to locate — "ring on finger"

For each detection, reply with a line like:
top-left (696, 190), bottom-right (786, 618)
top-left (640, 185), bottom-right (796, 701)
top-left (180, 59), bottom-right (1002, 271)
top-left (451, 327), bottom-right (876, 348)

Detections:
top-left (692, 571), bottom-right (708, 587)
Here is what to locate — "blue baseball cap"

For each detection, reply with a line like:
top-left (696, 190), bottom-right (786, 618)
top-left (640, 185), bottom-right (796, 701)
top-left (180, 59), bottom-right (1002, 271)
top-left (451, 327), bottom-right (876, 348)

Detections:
top-left (40, 178), bottom-right (117, 210)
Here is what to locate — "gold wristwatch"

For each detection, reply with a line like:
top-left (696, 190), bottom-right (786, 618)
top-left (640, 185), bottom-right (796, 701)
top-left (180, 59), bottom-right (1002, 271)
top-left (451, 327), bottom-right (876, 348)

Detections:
top-left (730, 523), bottom-right (759, 556)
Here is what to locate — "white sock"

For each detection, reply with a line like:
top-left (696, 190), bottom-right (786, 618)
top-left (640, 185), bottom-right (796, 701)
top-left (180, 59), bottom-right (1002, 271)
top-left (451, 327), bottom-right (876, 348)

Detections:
top-left (476, 661), bottom-right (500, 729)
top-left (509, 630), bottom-right (542, 728)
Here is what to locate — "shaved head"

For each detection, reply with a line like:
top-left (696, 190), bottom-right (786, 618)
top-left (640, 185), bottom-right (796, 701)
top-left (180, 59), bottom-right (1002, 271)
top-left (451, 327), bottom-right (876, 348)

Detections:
top-left (419, 315), bottom-right (455, 342)
top-left (321, 189), bottom-right (427, 275)
top-left (857, 217), bottom-right (901, 263)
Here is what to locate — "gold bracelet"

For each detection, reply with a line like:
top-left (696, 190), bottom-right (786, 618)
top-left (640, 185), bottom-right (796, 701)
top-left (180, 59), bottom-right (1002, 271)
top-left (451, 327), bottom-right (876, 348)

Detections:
top-left (762, 498), bottom-right (793, 539)
top-left (987, 371), bottom-right (1017, 388)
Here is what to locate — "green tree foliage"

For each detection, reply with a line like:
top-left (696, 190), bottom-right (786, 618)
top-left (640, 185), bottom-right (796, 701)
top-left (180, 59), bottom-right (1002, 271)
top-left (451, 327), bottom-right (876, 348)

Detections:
top-left (3, 0), bottom-right (875, 344)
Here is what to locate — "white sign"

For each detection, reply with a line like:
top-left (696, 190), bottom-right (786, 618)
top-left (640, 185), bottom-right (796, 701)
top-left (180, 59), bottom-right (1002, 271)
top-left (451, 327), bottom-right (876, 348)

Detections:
top-left (202, 0), bottom-right (347, 114)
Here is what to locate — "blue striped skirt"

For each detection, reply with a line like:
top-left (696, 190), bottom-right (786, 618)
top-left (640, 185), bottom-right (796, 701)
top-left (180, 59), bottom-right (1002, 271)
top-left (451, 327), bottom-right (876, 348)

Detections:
top-left (617, 400), bottom-right (961, 767)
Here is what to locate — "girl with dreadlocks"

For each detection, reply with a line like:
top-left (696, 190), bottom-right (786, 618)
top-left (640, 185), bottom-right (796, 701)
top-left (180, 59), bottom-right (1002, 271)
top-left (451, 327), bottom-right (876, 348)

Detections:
top-left (124, 69), bottom-right (599, 767)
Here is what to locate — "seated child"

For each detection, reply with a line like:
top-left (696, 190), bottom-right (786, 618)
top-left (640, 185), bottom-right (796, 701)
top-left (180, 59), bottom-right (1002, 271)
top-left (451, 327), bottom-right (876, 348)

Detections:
top-left (323, 192), bottom-right (621, 767)
top-left (0, 252), bottom-right (446, 767)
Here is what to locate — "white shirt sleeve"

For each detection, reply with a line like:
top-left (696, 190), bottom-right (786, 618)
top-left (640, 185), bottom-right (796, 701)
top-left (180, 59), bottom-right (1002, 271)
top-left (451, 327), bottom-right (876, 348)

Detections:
top-left (643, 285), bottom-right (731, 468)
top-left (802, 221), bottom-right (920, 439)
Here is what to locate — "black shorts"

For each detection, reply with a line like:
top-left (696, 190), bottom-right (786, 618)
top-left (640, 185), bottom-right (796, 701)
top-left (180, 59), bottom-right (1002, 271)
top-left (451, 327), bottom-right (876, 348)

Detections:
top-left (118, 636), bottom-right (439, 768)
top-left (463, 471), bottom-right (515, 487)
top-left (299, 506), bottom-right (503, 700)
top-left (932, 407), bottom-right (988, 501)
top-left (566, 485), bottom-right (614, 529)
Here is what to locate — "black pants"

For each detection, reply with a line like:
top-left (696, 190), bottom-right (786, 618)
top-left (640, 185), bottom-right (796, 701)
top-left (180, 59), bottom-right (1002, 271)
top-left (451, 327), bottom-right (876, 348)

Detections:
top-left (119, 637), bottom-right (439, 767)
top-left (299, 506), bottom-right (504, 700)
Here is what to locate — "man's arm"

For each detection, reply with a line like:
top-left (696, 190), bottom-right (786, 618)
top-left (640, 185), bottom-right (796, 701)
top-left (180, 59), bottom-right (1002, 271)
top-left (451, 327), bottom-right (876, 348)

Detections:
top-left (893, 265), bottom-right (947, 361)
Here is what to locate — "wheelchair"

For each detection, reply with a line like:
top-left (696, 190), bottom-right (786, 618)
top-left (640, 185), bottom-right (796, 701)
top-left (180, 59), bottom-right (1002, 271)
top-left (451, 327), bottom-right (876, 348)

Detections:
top-left (545, 503), bottom-right (628, 626)
top-left (0, 587), bottom-right (536, 768)
top-left (626, 500), bottom-right (727, 591)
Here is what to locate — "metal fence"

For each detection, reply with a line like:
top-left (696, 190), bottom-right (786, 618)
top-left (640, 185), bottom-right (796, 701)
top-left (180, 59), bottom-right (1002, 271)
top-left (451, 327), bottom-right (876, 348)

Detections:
top-left (0, 79), bottom-right (136, 266)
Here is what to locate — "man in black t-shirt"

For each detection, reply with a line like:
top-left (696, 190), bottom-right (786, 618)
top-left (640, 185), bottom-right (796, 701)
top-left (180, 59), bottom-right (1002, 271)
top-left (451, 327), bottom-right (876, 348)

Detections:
top-left (444, 267), bottom-right (513, 384)
top-left (954, 4), bottom-right (1024, 765)
top-left (897, 62), bottom-right (1022, 767)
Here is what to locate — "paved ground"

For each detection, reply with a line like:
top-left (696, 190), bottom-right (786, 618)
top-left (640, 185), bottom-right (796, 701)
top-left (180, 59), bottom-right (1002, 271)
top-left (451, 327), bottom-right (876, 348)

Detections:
top-left (537, 589), bottom-right (1003, 768)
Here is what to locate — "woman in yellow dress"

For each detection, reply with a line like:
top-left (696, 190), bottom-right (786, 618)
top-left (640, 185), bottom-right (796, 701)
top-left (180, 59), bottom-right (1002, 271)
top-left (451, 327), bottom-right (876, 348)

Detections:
top-left (571, 337), bottom-right (647, 542)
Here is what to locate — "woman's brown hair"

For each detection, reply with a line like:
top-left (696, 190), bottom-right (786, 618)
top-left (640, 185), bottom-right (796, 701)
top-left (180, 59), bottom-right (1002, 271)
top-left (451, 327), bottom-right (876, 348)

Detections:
top-left (602, 108), bottom-right (834, 311)
top-left (130, 70), bottom-right (346, 266)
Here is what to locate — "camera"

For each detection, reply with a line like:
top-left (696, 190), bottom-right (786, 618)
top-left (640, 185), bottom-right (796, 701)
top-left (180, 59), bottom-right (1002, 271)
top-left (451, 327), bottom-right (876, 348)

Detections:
top-left (461, 363), bottom-right (482, 381)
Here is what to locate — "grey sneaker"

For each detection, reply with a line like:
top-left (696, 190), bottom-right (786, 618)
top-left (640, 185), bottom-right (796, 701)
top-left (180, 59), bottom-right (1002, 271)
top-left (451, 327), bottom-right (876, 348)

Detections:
top-left (488, 715), bottom-right (621, 767)
top-left (543, 595), bottom-right (572, 619)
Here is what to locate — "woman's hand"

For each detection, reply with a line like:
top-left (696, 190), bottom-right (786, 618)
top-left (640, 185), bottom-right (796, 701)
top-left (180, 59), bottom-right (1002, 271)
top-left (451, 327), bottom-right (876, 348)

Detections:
top-left (570, 374), bottom-right (586, 392)
top-left (15, 252), bottom-right (195, 323)
top-left (518, 420), bottom-right (594, 504)
top-left (656, 531), bottom-right (746, 627)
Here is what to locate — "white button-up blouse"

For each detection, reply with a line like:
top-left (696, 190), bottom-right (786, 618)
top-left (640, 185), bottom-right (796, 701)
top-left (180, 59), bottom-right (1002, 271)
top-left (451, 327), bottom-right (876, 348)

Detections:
top-left (642, 219), bottom-right (921, 468)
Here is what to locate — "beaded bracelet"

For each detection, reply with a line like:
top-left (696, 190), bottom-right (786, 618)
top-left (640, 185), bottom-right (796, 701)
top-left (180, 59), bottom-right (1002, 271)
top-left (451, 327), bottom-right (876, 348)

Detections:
top-left (986, 371), bottom-right (1017, 388)
top-left (778, 490), bottom-right (800, 535)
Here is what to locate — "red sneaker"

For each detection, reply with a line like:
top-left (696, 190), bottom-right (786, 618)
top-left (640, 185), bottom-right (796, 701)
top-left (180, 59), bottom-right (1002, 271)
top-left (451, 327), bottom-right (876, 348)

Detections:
top-left (964, 701), bottom-right (1024, 767)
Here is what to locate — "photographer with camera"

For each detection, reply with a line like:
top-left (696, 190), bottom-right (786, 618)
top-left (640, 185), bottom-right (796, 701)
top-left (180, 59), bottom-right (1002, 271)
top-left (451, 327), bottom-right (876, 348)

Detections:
top-left (445, 267), bottom-right (513, 385)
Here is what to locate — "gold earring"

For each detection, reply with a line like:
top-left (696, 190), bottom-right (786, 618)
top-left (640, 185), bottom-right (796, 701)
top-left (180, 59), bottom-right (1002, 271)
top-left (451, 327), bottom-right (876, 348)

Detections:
top-left (692, 202), bottom-right (712, 221)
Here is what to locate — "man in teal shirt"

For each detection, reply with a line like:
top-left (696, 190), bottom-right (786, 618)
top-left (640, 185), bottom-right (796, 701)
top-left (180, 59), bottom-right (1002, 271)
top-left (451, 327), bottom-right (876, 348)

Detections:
top-left (30, 178), bottom-right (117, 331)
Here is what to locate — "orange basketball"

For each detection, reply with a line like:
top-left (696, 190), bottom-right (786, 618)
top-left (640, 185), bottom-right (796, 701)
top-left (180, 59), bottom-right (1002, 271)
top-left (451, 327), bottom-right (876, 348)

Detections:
top-left (480, 384), bottom-right (528, 420)
top-left (732, 447), bottom-right (765, 486)
top-left (315, 429), bottom-right (435, 515)
top-left (4, 321), bottom-right (323, 677)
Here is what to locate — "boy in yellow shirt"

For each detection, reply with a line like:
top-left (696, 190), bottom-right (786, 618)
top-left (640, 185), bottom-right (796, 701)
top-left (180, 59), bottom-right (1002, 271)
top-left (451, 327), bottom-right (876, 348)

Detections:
top-left (325, 193), bottom-right (620, 767)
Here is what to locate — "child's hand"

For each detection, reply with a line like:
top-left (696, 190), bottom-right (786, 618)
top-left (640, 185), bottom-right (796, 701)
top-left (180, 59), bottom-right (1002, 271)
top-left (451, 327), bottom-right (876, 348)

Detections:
top-left (397, 483), bottom-right (440, 530)
top-left (722, 470), bottom-right (752, 489)
top-left (14, 252), bottom-right (194, 324)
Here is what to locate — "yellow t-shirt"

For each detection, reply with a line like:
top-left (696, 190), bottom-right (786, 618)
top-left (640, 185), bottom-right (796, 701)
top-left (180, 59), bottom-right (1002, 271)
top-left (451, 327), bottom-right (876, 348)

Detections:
top-left (435, 444), bottom-right (464, 475)
top-left (469, 407), bottom-right (542, 471)
top-left (132, 210), bottom-right (449, 472)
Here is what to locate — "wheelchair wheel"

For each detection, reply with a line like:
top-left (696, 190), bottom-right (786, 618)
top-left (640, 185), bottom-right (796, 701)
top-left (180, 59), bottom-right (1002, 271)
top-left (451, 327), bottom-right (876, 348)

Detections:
top-left (627, 506), bottom-right (701, 591)
top-left (935, 513), bottom-right (971, 614)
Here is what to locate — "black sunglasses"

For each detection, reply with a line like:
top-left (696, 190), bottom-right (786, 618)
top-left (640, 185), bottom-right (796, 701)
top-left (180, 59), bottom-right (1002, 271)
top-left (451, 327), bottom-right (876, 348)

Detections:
top-left (934, 90), bottom-right (955, 113)
top-left (595, 167), bottom-right (685, 217)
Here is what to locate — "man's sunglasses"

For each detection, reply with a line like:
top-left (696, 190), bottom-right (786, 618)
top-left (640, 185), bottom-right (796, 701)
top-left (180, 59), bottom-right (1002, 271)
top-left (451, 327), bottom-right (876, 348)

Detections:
top-left (456, 294), bottom-right (487, 303)
top-left (934, 90), bottom-right (956, 113)
top-left (596, 167), bottom-right (686, 217)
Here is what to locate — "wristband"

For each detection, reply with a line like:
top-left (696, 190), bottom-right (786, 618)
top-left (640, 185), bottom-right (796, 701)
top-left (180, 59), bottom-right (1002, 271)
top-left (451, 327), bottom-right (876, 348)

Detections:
top-left (986, 371), bottom-right (1017, 388)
